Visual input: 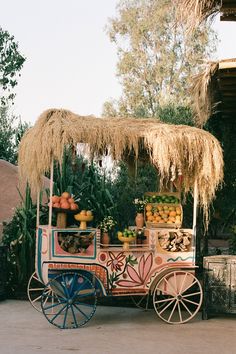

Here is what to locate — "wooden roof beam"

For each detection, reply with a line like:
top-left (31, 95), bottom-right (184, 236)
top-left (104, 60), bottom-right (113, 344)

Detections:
top-left (220, 14), bottom-right (236, 21)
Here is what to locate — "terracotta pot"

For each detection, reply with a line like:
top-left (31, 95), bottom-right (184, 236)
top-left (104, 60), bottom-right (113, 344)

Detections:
top-left (135, 213), bottom-right (144, 229)
top-left (102, 232), bottom-right (110, 247)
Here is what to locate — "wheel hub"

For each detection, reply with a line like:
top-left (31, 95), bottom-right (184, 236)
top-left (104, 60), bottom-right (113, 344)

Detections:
top-left (68, 299), bottom-right (73, 305)
top-left (177, 294), bottom-right (182, 300)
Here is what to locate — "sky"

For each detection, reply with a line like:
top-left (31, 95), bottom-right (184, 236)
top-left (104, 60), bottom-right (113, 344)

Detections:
top-left (0, 0), bottom-right (235, 124)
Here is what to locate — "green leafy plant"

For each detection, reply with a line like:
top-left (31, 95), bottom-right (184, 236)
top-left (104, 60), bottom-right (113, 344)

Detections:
top-left (2, 184), bottom-right (47, 296)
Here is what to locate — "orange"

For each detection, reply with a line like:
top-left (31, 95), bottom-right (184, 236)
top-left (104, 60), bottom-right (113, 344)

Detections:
top-left (60, 201), bottom-right (70, 209)
top-left (70, 203), bottom-right (78, 210)
top-left (51, 195), bottom-right (60, 203)
top-left (61, 192), bottom-right (71, 199)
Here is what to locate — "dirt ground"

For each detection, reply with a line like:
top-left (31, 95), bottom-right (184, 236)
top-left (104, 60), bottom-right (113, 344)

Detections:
top-left (0, 300), bottom-right (236, 354)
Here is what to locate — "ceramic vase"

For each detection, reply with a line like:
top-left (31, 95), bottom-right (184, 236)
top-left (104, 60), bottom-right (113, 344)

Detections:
top-left (102, 232), bottom-right (110, 247)
top-left (135, 213), bottom-right (144, 229)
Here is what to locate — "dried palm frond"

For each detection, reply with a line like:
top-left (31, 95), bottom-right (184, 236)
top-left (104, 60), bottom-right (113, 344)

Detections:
top-left (191, 61), bottom-right (219, 127)
top-left (18, 108), bottom-right (224, 225)
top-left (175, 0), bottom-right (221, 33)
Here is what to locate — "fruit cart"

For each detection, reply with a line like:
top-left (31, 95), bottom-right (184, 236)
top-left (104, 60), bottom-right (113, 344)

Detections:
top-left (19, 108), bottom-right (223, 328)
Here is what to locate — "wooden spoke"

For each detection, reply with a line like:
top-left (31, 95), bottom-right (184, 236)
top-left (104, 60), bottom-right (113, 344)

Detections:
top-left (182, 298), bottom-right (199, 306)
top-left (167, 300), bottom-right (178, 322)
top-left (177, 302), bottom-right (182, 323)
top-left (181, 279), bottom-right (198, 295)
top-left (154, 297), bottom-right (175, 305)
top-left (159, 298), bottom-right (175, 315)
top-left (179, 272), bottom-right (188, 294)
top-left (180, 300), bottom-right (193, 316)
top-left (182, 291), bottom-right (202, 298)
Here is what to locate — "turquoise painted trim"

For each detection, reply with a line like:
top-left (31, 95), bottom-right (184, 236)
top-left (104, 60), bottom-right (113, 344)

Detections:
top-left (37, 228), bottom-right (43, 283)
top-left (51, 229), bottom-right (97, 260)
top-left (167, 256), bottom-right (194, 262)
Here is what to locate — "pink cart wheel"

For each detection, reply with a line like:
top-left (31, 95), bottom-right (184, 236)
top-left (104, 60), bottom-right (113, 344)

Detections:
top-left (153, 270), bottom-right (203, 324)
top-left (27, 272), bottom-right (57, 313)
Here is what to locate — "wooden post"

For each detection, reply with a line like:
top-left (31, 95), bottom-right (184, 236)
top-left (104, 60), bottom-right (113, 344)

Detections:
top-left (193, 181), bottom-right (198, 233)
top-left (48, 160), bottom-right (54, 228)
top-left (57, 212), bottom-right (67, 228)
top-left (192, 181), bottom-right (198, 263)
top-left (36, 190), bottom-right (40, 228)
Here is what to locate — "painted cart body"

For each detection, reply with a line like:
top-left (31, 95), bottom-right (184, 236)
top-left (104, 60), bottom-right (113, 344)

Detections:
top-left (30, 223), bottom-right (203, 328)
top-left (36, 225), bottom-right (196, 295)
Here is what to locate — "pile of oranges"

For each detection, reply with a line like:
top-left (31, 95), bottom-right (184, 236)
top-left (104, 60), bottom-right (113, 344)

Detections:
top-left (49, 192), bottom-right (79, 211)
top-left (145, 204), bottom-right (182, 225)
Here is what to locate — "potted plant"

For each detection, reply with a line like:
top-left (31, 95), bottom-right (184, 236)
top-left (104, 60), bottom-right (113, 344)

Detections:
top-left (133, 198), bottom-right (146, 228)
top-left (99, 216), bottom-right (117, 247)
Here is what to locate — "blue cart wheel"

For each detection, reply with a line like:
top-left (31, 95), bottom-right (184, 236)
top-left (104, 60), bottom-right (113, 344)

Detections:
top-left (41, 272), bottom-right (97, 329)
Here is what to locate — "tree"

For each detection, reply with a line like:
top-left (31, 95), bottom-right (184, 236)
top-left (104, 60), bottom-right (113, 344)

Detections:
top-left (0, 27), bottom-right (26, 105)
top-left (0, 106), bottom-right (30, 164)
top-left (103, 0), bottom-right (217, 119)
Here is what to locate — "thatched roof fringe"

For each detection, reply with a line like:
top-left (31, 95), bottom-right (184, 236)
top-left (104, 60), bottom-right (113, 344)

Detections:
top-left (175, 0), bottom-right (221, 33)
top-left (18, 109), bottom-right (224, 225)
top-left (191, 61), bottom-right (219, 127)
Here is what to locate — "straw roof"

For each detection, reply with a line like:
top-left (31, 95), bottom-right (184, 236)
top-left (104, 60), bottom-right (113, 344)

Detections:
top-left (176, 0), bottom-right (220, 29)
top-left (176, 0), bottom-right (236, 32)
top-left (191, 61), bottom-right (219, 127)
top-left (191, 58), bottom-right (236, 126)
top-left (18, 108), bottom-right (224, 223)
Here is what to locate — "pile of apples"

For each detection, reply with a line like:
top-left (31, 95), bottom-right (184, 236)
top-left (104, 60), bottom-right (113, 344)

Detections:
top-left (49, 192), bottom-right (79, 211)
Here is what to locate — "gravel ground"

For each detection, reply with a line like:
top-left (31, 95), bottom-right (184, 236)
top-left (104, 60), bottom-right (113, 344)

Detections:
top-left (0, 300), bottom-right (236, 354)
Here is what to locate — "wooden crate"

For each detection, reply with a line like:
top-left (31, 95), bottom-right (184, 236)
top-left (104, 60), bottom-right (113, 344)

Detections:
top-left (144, 192), bottom-right (182, 229)
top-left (144, 191), bottom-right (181, 201)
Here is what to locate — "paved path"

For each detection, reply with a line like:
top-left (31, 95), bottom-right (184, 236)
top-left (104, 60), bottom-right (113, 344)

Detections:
top-left (0, 300), bottom-right (236, 354)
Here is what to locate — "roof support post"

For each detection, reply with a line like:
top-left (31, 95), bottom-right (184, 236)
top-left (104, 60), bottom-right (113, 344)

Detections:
top-left (48, 160), bottom-right (54, 228)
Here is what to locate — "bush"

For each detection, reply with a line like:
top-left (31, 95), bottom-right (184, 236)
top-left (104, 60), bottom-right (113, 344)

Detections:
top-left (2, 185), bottom-right (47, 296)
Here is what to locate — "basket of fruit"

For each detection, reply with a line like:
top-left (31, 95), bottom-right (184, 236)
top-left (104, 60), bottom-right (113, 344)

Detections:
top-left (74, 210), bottom-right (93, 229)
top-left (49, 192), bottom-right (79, 228)
top-left (144, 192), bottom-right (182, 228)
top-left (50, 192), bottom-right (79, 211)
top-left (117, 229), bottom-right (136, 251)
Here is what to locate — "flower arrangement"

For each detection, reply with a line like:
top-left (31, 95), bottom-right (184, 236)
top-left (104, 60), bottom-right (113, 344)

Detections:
top-left (99, 216), bottom-right (117, 233)
top-left (133, 198), bottom-right (147, 213)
